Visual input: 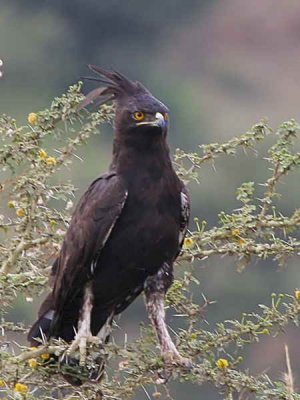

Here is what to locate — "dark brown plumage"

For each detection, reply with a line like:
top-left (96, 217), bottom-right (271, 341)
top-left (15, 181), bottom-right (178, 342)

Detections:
top-left (28, 66), bottom-right (191, 383)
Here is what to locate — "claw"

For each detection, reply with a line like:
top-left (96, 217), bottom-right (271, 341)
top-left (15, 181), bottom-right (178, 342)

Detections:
top-left (67, 335), bottom-right (101, 366)
top-left (174, 355), bottom-right (194, 369)
top-left (156, 351), bottom-right (194, 384)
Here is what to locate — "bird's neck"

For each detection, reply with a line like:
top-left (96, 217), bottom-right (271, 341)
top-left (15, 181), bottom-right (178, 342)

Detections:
top-left (110, 131), bottom-right (174, 179)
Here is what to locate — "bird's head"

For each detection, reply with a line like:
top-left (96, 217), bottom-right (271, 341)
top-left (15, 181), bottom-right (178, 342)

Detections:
top-left (80, 65), bottom-right (169, 137)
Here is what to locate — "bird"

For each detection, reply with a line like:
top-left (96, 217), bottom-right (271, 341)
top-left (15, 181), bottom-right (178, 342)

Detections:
top-left (28, 65), bottom-right (191, 384)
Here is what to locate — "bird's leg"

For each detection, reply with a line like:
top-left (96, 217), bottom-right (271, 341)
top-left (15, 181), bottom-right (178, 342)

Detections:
top-left (98, 312), bottom-right (114, 342)
top-left (144, 264), bottom-right (192, 382)
top-left (66, 283), bottom-right (100, 366)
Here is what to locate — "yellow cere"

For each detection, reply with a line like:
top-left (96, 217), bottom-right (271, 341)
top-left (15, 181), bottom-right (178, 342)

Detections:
top-left (216, 358), bottom-right (229, 369)
top-left (27, 112), bottom-right (38, 125)
top-left (164, 112), bottom-right (169, 121)
top-left (14, 383), bottom-right (28, 393)
top-left (133, 111), bottom-right (145, 121)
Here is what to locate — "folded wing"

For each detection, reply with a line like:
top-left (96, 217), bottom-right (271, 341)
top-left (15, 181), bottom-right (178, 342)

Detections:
top-left (28, 172), bottom-right (128, 343)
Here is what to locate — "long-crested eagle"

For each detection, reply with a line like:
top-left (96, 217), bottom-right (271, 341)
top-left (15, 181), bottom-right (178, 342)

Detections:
top-left (28, 65), bottom-right (191, 383)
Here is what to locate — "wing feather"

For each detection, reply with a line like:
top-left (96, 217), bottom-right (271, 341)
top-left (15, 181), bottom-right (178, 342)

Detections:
top-left (49, 172), bottom-right (127, 333)
top-left (177, 185), bottom-right (190, 256)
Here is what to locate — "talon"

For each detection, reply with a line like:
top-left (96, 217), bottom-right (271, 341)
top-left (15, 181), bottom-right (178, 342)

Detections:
top-left (67, 337), bottom-right (80, 355)
top-left (156, 369), bottom-right (170, 384)
top-left (156, 351), bottom-right (193, 383)
top-left (163, 350), bottom-right (192, 366)
top-left (175, 355), bottom-right (194, 369)
top-left (66, 335), bottom-right (101, 366)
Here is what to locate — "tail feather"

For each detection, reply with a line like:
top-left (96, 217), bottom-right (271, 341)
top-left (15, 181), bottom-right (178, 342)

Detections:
top-left (27, 309), bottom-right (55, 346)
top-left (28, 293), bottom-right (113, 385)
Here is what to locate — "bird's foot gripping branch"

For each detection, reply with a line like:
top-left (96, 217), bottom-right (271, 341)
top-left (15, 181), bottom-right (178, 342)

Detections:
top-left (0, 82), bottom-right (300, 399)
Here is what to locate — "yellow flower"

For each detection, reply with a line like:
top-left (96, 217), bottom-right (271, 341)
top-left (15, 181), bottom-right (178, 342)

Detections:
top-left (184, 237), bottom-right (194, 248)
top-left (0, 379), bottom-right (6, 387)
top-left (216, 358), bottom-right (229, 369)
top-left (16, 208), bottom-right (25, 217)
top-left (7, 200), bottom-right (15, 208)
top-left (38, 149), bottom-right (48, 159)
top-left (27, 112), bottom-right (38, 125)
top-left (46, 156), bottom-right (57, 166)
top-left (152, 392), bottom-right (162, 398)
top-left (40, 352), bottom-right (50, 360)
top-left (261, 328), bottom-right (269, 335)
top-left (30, 346), bottom-right (38, 351)
top-left (28, 358), bottom-right (37, 368)
top-left (14, 383), bottom-right (28, 393)
top-left (295, 290), bottom-right (300, 300)
top-left (231, 228), bottom-right (246, 245)
top-left (231, 228), bottom-right (240, 237)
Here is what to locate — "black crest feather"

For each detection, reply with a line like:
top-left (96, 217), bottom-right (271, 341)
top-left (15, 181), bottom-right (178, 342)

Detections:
top-left (78, 65), bottom-right (148, 110)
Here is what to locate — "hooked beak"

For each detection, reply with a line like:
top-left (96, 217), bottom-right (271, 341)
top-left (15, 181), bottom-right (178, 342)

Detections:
top-left (136, 112), bottom-right (167, 130)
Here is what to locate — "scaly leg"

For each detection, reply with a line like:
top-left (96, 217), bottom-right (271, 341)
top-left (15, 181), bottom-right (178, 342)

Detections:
top-left (66, 283), bottom-right (100, 366)
top-left (144, 263), bottom-right (193, 382)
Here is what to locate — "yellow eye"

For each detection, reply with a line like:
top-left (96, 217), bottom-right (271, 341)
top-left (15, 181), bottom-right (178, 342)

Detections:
top-left (164, 113), bottom-right (169, 121)
top-left (133, 111), bottom-right (145, 121)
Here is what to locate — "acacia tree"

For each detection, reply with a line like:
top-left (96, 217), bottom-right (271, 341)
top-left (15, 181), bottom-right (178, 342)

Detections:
top-left (0, 83), bottom-right (300, 399)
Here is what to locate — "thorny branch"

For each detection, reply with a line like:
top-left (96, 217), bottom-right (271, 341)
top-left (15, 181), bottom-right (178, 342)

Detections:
top-left (0, 86), bottom-right (300, 398)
